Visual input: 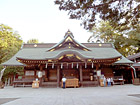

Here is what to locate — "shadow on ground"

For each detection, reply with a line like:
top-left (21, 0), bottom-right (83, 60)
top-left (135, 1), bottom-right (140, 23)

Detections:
top-left (128, 94), bottom-right (140, 98)
top-left (0, 98), bottom-right (19, 104)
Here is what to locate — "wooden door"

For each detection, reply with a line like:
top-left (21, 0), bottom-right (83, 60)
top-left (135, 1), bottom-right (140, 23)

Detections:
top-left (62, 69), bottom-right (79, 79)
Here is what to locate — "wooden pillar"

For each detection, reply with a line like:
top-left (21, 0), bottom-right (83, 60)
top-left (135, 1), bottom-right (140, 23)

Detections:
top-left (34, 70), bottom-right (36, 78)
top-left (95, 63), bottom-right (100, 86)
top-left (46, 69), bottom-right (48, 79)
top-left (47, 69), bottom-right (49, 81)
top-left (80, 65), bottom-right (83, 86)
top-left (57, 65), bottom-right (60, 87)
top-left (131, 69), bottom-right (134, 84)
top-left (39, 65), bottom-right (43, 86)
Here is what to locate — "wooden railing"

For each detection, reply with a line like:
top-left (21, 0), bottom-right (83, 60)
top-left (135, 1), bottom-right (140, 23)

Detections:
top-left (13, 78), bottom-right (34, 87)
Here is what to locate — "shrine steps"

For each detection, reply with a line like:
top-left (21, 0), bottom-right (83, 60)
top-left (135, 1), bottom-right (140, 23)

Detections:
top-left (81, 81), bottom-right (98, 87)
top-left (42, 82), bottom-right (57, 88)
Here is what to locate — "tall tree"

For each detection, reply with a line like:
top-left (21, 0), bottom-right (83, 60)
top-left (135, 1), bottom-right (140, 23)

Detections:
top-left (89, 21), bottom-right (140, 56)
top-left (88, 21), bottom-right (121, 43)
top-left (0, 24), bottom-right (23, 64)
top-left (55, 0), bottom-right (140, 30)
top-left (127, 25), bottom-right (140, 55)
top-left (0, 24), bottom-right (23, 84)
top-left (27, 39), bottom-right (39, 44)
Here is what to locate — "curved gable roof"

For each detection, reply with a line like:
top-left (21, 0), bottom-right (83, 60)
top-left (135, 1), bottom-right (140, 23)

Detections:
top-left (47, 30), bottom-right (91, 52)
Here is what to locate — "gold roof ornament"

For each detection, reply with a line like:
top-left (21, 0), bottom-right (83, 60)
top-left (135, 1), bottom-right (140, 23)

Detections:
top-left (48, 60), bottom-right (52, 62)
top-left (65, 36), bottom-right (73, 42)
top-left (83, 48), bottom-right (88, 51)
top-left (58, 56), bottom-right (64, 60)
top-left (117, 58), bottom-right (121, 61)
top-left (66, 54), bottom-right (74, 57)
top-left (64, 30), bottom-right (74, 38)
top-left (76, 56), bottom-right (81, 60)
top-left (76, 44), bottom-right (79, 47)
top-left (59, 44), bottom-right (62, 47)
top-left (50, 49), bottom-right (55, 52)
top-left (88, 59), bottom-right (92, 62)
top-left (17, 60), bottom-right (20, 62)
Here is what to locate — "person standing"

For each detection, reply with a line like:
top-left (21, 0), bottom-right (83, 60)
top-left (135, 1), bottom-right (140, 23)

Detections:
top-left (110, 77), bottom-right (114, 86)
top-left (62, 77), bottom-right (67, 89)
top-left (103, 76), bottom-right (106, 87)
top-left (107, 77), bottom-right (111, 87)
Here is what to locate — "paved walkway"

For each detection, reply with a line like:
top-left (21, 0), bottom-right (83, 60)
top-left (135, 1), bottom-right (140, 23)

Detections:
top-left (0, 85), bottom-right (140, 105)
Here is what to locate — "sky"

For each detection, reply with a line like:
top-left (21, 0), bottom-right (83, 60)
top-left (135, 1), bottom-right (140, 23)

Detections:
top-left (0, 0), bottom-right (92, 43)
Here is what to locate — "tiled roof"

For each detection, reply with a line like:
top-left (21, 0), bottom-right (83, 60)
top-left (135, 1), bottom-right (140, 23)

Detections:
top-left (127, 52), bottom-right (140, 60)
top-left (1, 43), bottom-right (133, 66)
top-left (1, 31), bottom-right (133, 66)
top-left (132, 63), bottom-right (140, 68)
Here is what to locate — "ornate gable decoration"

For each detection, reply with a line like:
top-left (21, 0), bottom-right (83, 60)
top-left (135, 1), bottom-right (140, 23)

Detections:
top-left (48, 30), bottom-right (91, 52)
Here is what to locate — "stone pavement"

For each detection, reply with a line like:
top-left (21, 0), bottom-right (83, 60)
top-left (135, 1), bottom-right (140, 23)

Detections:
top-left (0, 85), bottom-right (140, 105)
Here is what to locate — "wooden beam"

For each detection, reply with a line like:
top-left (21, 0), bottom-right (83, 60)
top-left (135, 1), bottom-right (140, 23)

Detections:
top-left (80, 65), bottom-right (83, 86)
top-left (57, 66), bottom-right (60, 87)
top-left (95, 63), bottom-right (100, 86)
top-left (39, 65), bottom-right (43, 87)
top-left (131, 69), bottom-right (134, 84)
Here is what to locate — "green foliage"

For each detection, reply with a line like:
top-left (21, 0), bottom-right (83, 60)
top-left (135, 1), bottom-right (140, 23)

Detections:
top-left (0, 66), bottom-right (24, 82)
top-left (127, 25), bottom-right (140, 54)
top-left (88, 21), bottom-right (121, 42)
top-left (0, 24), bottom-right (23, 82)
top-left (55, 0), bottom-right (140, 30)
top-left (27, 39), bottom-right (39, 44)
top-left (0, 24), bottom-right (23, 64)
top-left (89, 21), bottom-right (140, 57)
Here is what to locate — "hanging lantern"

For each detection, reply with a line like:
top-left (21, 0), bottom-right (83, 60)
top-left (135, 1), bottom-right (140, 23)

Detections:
top-left (71, 63), bottom-right (73, 68)
top-left (45, 63), bottom-right (48, 68)
top-left (85, 62), bottom-right (87, 68)
top-left (92, 62), bottom-right (93, 68)
top-left (77, 63), bottom-right (79, 69)
top-left (61, 63), bottom-right (63, 69)
top-left (52, 63), bottom-right (54, 68)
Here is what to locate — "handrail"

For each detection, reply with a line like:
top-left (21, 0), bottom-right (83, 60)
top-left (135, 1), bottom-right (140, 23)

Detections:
top-left (130, 65), bottom-right (137, 78)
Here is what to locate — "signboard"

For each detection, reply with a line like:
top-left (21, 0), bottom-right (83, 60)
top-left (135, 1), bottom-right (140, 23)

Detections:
top-left (25, 71), bottom-right (34, 76)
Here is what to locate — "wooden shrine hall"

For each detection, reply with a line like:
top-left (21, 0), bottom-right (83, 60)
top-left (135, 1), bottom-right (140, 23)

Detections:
top-left (2, 30), bottom-right (134, 87)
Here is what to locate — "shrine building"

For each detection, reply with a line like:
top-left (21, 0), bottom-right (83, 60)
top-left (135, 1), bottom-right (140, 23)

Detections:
top-left (2, 30), bottom-right (135, 87)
